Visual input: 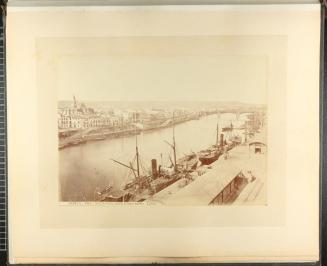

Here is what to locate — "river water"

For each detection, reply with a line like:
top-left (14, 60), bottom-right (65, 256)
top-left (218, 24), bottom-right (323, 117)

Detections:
top-left (59, 113), bottom-right (250, 201)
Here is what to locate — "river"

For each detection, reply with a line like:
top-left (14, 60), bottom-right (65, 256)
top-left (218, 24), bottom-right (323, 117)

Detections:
top-left (59, 113), bottom-right (250, 201)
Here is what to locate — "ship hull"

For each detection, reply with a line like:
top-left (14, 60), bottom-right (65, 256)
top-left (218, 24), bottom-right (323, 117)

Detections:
top-left (199, 152), bottom-right (221, 165)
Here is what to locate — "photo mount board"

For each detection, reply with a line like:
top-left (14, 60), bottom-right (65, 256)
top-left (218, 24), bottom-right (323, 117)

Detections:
top-left (5, 1), bottom-right (326, 264)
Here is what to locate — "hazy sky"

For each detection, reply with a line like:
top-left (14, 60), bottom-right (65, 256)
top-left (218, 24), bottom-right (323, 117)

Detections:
top-left (56, 38), bottom-right (267, 104)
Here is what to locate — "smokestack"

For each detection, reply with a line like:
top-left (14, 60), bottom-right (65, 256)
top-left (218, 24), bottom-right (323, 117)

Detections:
top-left (151, 159), bottom-right (158, 178)
top-left (220, 133), bottom-right (224, 147)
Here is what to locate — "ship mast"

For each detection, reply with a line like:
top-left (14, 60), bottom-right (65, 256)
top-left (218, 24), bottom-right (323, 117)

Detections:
top-left (111, 159), bottom-right (137, 176)
top-left (135, 135), bottom-right (140, 178)
top-left (173, 124), bottom-right (177, 172)
top-left (216, 123), bottom-right (219, 145)
top-left (164, 112), bottom-right (177, 172)
top-left (111, 135), bottom-right (141, 180)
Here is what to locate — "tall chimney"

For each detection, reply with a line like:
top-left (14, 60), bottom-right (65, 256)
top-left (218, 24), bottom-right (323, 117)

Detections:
top-left (151, 159), bottom-right (158, 178)
top-left (220, 133), bottom-right (224, 147)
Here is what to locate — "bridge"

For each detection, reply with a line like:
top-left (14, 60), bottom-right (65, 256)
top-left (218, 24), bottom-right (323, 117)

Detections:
top-left (213, 106), bottom-right (266, 120)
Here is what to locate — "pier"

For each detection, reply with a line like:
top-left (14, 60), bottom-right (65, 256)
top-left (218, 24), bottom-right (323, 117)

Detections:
top-left (59, 105), bottom-right (266, 202)
top-left (146, 128), bottom-right (266, 205)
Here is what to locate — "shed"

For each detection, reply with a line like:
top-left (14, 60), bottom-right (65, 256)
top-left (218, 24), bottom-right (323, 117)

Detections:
top-left (160, 159), bottom-right (243, 205)
top-left (249, 141), bottom-right (266, 154)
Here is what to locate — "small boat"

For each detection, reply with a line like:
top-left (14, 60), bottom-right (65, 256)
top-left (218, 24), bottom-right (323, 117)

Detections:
top-left (94, 136), bottom-right (106, 140)
top-left (97, 185), bottom-right (113, 196)
top-left (222, 122), bottom-right (234, 132)
top-left (88, 134), bottom-right (106, 141)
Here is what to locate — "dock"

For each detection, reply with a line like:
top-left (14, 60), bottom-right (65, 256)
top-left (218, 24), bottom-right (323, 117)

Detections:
top-left (147, 129), bottom-right (267, 205)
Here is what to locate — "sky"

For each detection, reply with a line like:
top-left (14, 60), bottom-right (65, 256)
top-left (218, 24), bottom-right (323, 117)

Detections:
top-left (55, 37), bottom-right (267, 104)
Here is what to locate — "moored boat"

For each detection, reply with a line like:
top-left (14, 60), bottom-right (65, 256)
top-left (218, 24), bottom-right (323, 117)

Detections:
top-left (198, 123), bottom-right (223, 165)
top-left (111, 118), bottom-right (194, 202)
top-left (88, 133), bottom-right (106, 141)
top-left (199, 150), bottom-right (222, 165)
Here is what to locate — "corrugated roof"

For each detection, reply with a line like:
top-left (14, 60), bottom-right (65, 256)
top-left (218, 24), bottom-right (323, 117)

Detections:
top-left (159, 146), bottom-right (249, 205)
top-left (148, 128), bottom-right (267, 205)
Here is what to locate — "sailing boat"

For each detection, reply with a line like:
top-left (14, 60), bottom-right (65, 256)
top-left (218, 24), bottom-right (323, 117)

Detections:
top-left (96, 173), bottom-right (113, 196)
top-left (198, 123), bottom-right (223, 165)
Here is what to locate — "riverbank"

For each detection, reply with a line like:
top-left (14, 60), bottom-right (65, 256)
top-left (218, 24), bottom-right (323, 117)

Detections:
top-left (59, 113), bottom-right (203, 150)
top-left (59, 127), bottom-right (142, 149)
top-left (59, 112), bottom-right (263, 202)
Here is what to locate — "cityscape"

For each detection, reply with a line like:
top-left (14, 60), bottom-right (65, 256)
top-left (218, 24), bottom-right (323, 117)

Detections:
top-left (58, 96), bottom-right (265, 148)
top-left (58, 97), bottom-right (267, 205)
top-left (58, 96), bottom-right (199, 148)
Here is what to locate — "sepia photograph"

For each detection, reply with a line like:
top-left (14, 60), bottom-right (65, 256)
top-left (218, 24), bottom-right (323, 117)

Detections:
top-left (56, 37), bottom-right (267, 205)
top-left (8, 5), bottom-right (320, 263)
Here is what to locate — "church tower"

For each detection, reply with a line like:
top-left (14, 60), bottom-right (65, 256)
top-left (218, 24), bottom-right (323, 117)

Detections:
top-left (73, 95), bottom-right (78, 109)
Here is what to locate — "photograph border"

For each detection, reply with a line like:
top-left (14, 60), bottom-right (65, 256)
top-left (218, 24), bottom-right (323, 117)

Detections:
top-left (4, 1), bottom-right (325, 265)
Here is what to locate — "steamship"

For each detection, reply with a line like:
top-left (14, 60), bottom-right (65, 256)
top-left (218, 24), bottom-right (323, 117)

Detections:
top-left (198, 123), bottom-right (223, 165)
top-left (104, 126), bottom-right (186, 202)
top-left (198, 149), bottom-right (221, 165)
